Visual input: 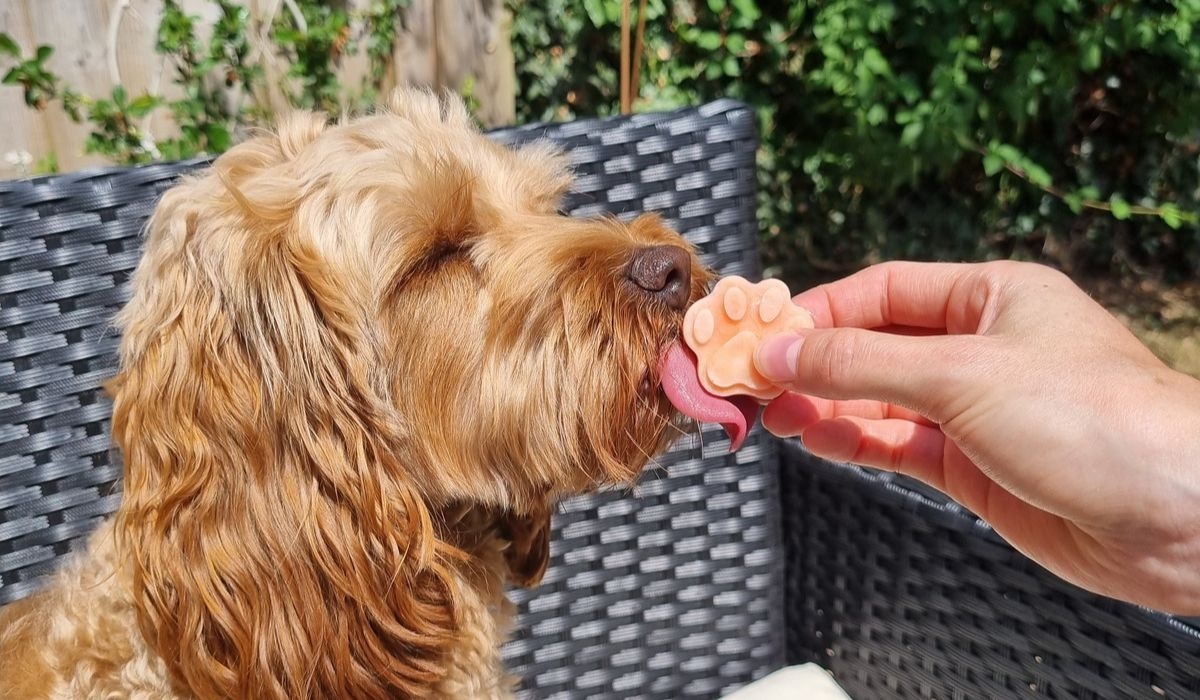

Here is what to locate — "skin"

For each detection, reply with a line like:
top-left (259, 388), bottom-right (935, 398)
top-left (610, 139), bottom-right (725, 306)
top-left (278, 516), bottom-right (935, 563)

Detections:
top-left (753, 260), bottom-right (1200, 615)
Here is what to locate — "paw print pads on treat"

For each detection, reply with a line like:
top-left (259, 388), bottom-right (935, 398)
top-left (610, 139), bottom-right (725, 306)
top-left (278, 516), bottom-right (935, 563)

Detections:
top-left (683, 276), bottom-right (814, 401)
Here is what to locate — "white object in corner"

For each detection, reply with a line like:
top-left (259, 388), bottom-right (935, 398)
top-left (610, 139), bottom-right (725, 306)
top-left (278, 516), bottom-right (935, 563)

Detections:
top-left (722, 664), bottom-right (853, 700)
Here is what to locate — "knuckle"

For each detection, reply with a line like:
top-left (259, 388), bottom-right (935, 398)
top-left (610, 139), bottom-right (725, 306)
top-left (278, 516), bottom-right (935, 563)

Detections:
top-left (979, 259), bottom-right (1024, 276)
top-left (925, 337), bottom-right (991, 418)
top-left (804, 330), bottom-right (862, 389)
top-left (981, 259), bottom-right (1069, 288)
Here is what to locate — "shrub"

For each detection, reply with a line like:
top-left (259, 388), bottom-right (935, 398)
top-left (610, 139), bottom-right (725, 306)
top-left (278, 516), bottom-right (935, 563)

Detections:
top-left (509, 0), bottom-right (1200, 281)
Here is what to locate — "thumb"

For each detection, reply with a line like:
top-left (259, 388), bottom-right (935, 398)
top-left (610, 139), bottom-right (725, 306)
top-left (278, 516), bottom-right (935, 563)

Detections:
top-left (754, 328), bottom-right (975, 419)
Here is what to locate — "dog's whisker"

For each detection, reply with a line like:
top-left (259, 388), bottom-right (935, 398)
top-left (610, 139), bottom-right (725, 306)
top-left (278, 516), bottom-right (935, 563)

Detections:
top-left (623, 428), bottom-right (662, 472)
top-left (693, 417), bottom-right (707, 457)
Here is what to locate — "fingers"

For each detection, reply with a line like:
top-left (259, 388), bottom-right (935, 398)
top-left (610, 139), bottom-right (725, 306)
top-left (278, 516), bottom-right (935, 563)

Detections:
top-left (760, 391), bottom-right (823, 437)
top-left (797, 416), bottom-right (994, 520)
top-left (755, 326), bottom-right (980, 419)
top-left (792, 261), bottom-right (987, 330)
top-left (801, 416), bottom-right (943, 477)
top-left (760, 391), bottom-right (934, 438)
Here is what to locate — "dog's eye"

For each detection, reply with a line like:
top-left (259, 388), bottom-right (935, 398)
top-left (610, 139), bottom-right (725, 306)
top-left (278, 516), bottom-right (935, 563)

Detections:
top-left (425, 243), bottom-right (467, 267)
top-left (414, 243), bottom-right (477, 277)
top-left (391, 243), bottom-right (475, 293)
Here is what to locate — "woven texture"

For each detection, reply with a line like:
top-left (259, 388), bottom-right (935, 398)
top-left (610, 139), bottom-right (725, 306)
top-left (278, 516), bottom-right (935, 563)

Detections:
top-left (0, 101), bottom-right (783, 698)
top-left (0, 159), bottom-right (211, 603)
top-left (780, 441), bottom-right (1200, 699)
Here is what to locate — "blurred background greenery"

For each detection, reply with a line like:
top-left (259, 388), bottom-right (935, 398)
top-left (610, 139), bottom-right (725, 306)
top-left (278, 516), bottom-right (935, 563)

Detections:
top-left (3, 0), bottom-right (1198, 372)
top-left (510, 1), bottom-right (1199, 278)
top-left (509, 0), bottom-right (1200, 374)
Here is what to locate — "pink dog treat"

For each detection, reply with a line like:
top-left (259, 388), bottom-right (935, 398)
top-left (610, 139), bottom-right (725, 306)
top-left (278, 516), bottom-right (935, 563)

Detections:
top-left (682, 276), bottom-right (813, 401)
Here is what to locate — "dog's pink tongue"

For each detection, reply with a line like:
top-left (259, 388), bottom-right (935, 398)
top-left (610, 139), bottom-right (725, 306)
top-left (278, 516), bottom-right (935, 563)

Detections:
top-left (660, 342), bottom-right (760, 452)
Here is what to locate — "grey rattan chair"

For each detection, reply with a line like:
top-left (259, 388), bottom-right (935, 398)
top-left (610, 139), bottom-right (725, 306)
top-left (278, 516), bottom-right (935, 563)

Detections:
top-left (2, 101), bottom-right (1199, 699)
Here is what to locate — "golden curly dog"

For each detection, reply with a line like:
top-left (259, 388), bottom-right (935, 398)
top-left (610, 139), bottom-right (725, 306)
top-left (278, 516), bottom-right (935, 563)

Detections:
top-left (0, 90), bottom-right (709, 699)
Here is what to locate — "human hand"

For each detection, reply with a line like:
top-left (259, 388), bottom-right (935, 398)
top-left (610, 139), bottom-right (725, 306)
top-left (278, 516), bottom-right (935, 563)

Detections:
top-left (754, 260), bottom-right (1200, 614)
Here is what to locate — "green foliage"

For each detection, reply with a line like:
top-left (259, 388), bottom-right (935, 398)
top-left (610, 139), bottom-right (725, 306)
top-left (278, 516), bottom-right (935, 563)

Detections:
top-left (361, 0), bottom-right (411, 100)
top-left (153, 0), bottom-right (255, 160)
top-left (1, 41), bottom-right (61, 110)
top-left (0, 0), bottom-right (413, 166)
top-left (509, 0), bottom-right (1200, 280)
top-left (82, 86), bottom-right (162, 164)
top-left (272, 1), bottom-right (352, 111)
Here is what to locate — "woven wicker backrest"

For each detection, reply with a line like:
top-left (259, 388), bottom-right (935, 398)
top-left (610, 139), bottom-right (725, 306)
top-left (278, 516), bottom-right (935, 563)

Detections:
top-left (0, 101), bottom-right (782, 698)
top-left (781, 443), bottom-right (1200, 699)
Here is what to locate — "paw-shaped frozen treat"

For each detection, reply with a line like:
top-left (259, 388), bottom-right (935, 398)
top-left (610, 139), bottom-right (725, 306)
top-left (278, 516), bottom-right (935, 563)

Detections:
top-left (683, 276), bottom-right (813, 401)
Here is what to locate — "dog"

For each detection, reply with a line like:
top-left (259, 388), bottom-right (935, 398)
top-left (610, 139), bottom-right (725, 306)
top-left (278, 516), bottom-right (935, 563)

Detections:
top-left (0, 89), bottom-right (711, 699)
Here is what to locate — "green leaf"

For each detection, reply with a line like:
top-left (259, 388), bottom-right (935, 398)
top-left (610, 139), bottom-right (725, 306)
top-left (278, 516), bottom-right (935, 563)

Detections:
top-left (707, 0), bottom-right (727, 11)
top-left (34, 151), bottom-right (58, 174)
top-left (128, 93), bottom-right (162, 118)
top-left (994, 10), bottom-right (1017, 38)
top-left (1110, 196), bottom-right (1132, 220)
top-left (35, 45), bottom-right (53, 63)
top-left (83, 134), bottom-right (104, 156)
top-left (862, 47), bottom-right (889, 76)
top-left (1159, 203), bottom-right (1184, 229)
top-left (1064, 193), bottom-right (1083, 214)
top-left (983, 154), bottom-right (1004, 176)
top-left (604, 1), bottom-right (622, 23)
top-left (204, 123), bottom-right (232, 152)
top-left (581, 0), bottom-right (607, 27)
top-left (1023, 162), bottom-right (1053, 189)
top-left (994, 143), bottom-right (1022, 163)
top-left (866, 104), bottom-right (887, 126)
top-left (0, 33), bottom-right (19, 57)
top-left (900, 121), bottom-right (923, 146)
top-left (723, 56), bottom-right (741, 76)
top-left (1034, 1), bottom-right (1056, 28)
top-left (1080, 42), bottom-right (1101, 71)
top-left (695, 31), bottom-right (721, 51)
top-left (730, 0), bottom-right (761, 21)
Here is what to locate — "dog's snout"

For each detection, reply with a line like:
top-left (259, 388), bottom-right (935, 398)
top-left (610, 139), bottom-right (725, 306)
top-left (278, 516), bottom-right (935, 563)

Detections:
top-left (627, 245), bottom-right (692, 310)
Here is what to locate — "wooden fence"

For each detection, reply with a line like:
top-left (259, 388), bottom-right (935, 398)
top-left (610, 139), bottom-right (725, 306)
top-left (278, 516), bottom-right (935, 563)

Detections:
top-left (0, 0), bottom-right (515, 178)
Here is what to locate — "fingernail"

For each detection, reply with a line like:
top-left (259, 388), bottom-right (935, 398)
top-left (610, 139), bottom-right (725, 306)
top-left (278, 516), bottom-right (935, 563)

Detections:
top-left (756, 334), bottom-right (803, 382)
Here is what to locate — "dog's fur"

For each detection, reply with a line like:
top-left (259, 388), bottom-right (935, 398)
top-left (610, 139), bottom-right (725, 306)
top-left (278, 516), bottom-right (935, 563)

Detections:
top-left (0, 90), bottom-right (708, 699)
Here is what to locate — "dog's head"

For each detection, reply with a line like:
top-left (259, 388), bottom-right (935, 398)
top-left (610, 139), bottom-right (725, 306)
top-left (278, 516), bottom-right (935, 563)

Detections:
top-left (110, 90), bottom-right (709, 698)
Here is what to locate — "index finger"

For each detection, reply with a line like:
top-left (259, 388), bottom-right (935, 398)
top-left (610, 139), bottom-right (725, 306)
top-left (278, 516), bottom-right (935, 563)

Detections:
top-left (792, 261), bottom-right (984, 330)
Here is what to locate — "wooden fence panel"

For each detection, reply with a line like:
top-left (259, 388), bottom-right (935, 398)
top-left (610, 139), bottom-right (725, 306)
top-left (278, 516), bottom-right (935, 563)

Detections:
top-left (0, 0), bottom-right (514, 179)
top-left (0, 1), bottom-right (52, 173)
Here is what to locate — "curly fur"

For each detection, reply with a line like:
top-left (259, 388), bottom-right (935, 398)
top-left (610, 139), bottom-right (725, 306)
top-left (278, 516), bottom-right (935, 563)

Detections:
top-left (0, 89), bottom-right (709, 699)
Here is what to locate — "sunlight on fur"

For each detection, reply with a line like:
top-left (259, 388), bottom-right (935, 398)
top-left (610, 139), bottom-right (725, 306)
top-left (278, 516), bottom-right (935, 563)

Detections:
top-left (0, 89), bottom-right (711, 699)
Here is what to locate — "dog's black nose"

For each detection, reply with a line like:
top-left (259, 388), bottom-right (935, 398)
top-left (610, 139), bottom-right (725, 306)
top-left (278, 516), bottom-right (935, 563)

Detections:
top-left (627, 245), bottom-right (692, 310)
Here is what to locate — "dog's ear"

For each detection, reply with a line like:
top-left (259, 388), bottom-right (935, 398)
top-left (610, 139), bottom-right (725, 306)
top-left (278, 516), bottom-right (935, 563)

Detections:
top-left (500, 504), bottom-right (553, 588)
top-left (110, 130), bottom-right (461, 699)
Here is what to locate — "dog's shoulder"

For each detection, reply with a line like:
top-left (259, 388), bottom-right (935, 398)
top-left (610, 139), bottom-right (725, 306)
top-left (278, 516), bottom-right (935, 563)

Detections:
top-left (0, 591), bottom-right (57, 699)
